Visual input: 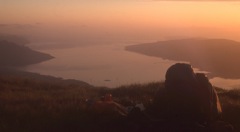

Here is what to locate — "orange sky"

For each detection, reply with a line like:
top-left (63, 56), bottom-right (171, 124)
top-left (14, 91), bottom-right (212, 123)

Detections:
top-left (1, 1), bottom-right (240, 28)
top-left (1, 1), bottom-right (240, 41)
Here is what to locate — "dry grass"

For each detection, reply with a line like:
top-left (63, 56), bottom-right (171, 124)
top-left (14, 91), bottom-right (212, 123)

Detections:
top-left (0, 75), bottom-right (239, 132)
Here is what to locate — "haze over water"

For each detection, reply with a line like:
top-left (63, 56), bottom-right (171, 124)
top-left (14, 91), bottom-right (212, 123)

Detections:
top-left (24, 43), bottom-right (172, 88)
top-left (24, 43), bottom-right (240, 89)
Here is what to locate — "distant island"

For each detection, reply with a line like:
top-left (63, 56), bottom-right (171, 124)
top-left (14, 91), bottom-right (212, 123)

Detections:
top-left (0, 40), bottom-right (53, 67)
top-left (126, 38), bottom-right (240, 79)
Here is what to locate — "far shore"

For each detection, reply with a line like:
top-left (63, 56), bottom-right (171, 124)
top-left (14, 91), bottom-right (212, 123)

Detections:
top-left (125, 38), bottom-right (240, 79)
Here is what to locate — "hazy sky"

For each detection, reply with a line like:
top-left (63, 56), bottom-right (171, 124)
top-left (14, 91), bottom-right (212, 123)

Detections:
top-left (1, 1), bottom-right (240, 28)
top-left (1, 1), bottom-right (240, 41)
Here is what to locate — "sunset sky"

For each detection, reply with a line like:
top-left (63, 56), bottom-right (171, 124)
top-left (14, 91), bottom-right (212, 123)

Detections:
top-left (1, 1), bottom-right (240, 41)
top-left (1, 1), bottom-right (240, 28)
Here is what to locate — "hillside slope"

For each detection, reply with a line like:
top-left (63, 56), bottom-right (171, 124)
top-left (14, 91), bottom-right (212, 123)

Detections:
top-left (126, 38), bottom-right (240, 79)
top-left (0, 40), bottom-right (53, 67)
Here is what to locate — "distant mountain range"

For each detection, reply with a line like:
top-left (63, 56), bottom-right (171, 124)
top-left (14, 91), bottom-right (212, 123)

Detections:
top-left (126, 38), bottom-right (240, 79)
top-left (0, 24), bottom-right (35, 29)
top-left (0, 40), bottom-right (53, 67)
top-left (0, 34), bottom-right (29, 45)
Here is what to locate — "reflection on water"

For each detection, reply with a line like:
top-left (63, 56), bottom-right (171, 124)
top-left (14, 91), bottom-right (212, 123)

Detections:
top-left (24, 43), bottom-right (240, 89)
top-left (211, 77), bottom-right (240, 89)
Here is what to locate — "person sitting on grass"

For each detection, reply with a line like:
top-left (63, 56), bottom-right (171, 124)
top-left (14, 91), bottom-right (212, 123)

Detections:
top-left (151, 63), bottom-right (233, 131)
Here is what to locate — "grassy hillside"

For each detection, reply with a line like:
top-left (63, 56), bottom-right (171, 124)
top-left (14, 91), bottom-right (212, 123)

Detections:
top-left (0, 70), bottom-right (94, 132)
top-left (0, 72), bottom-right (239, 132)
